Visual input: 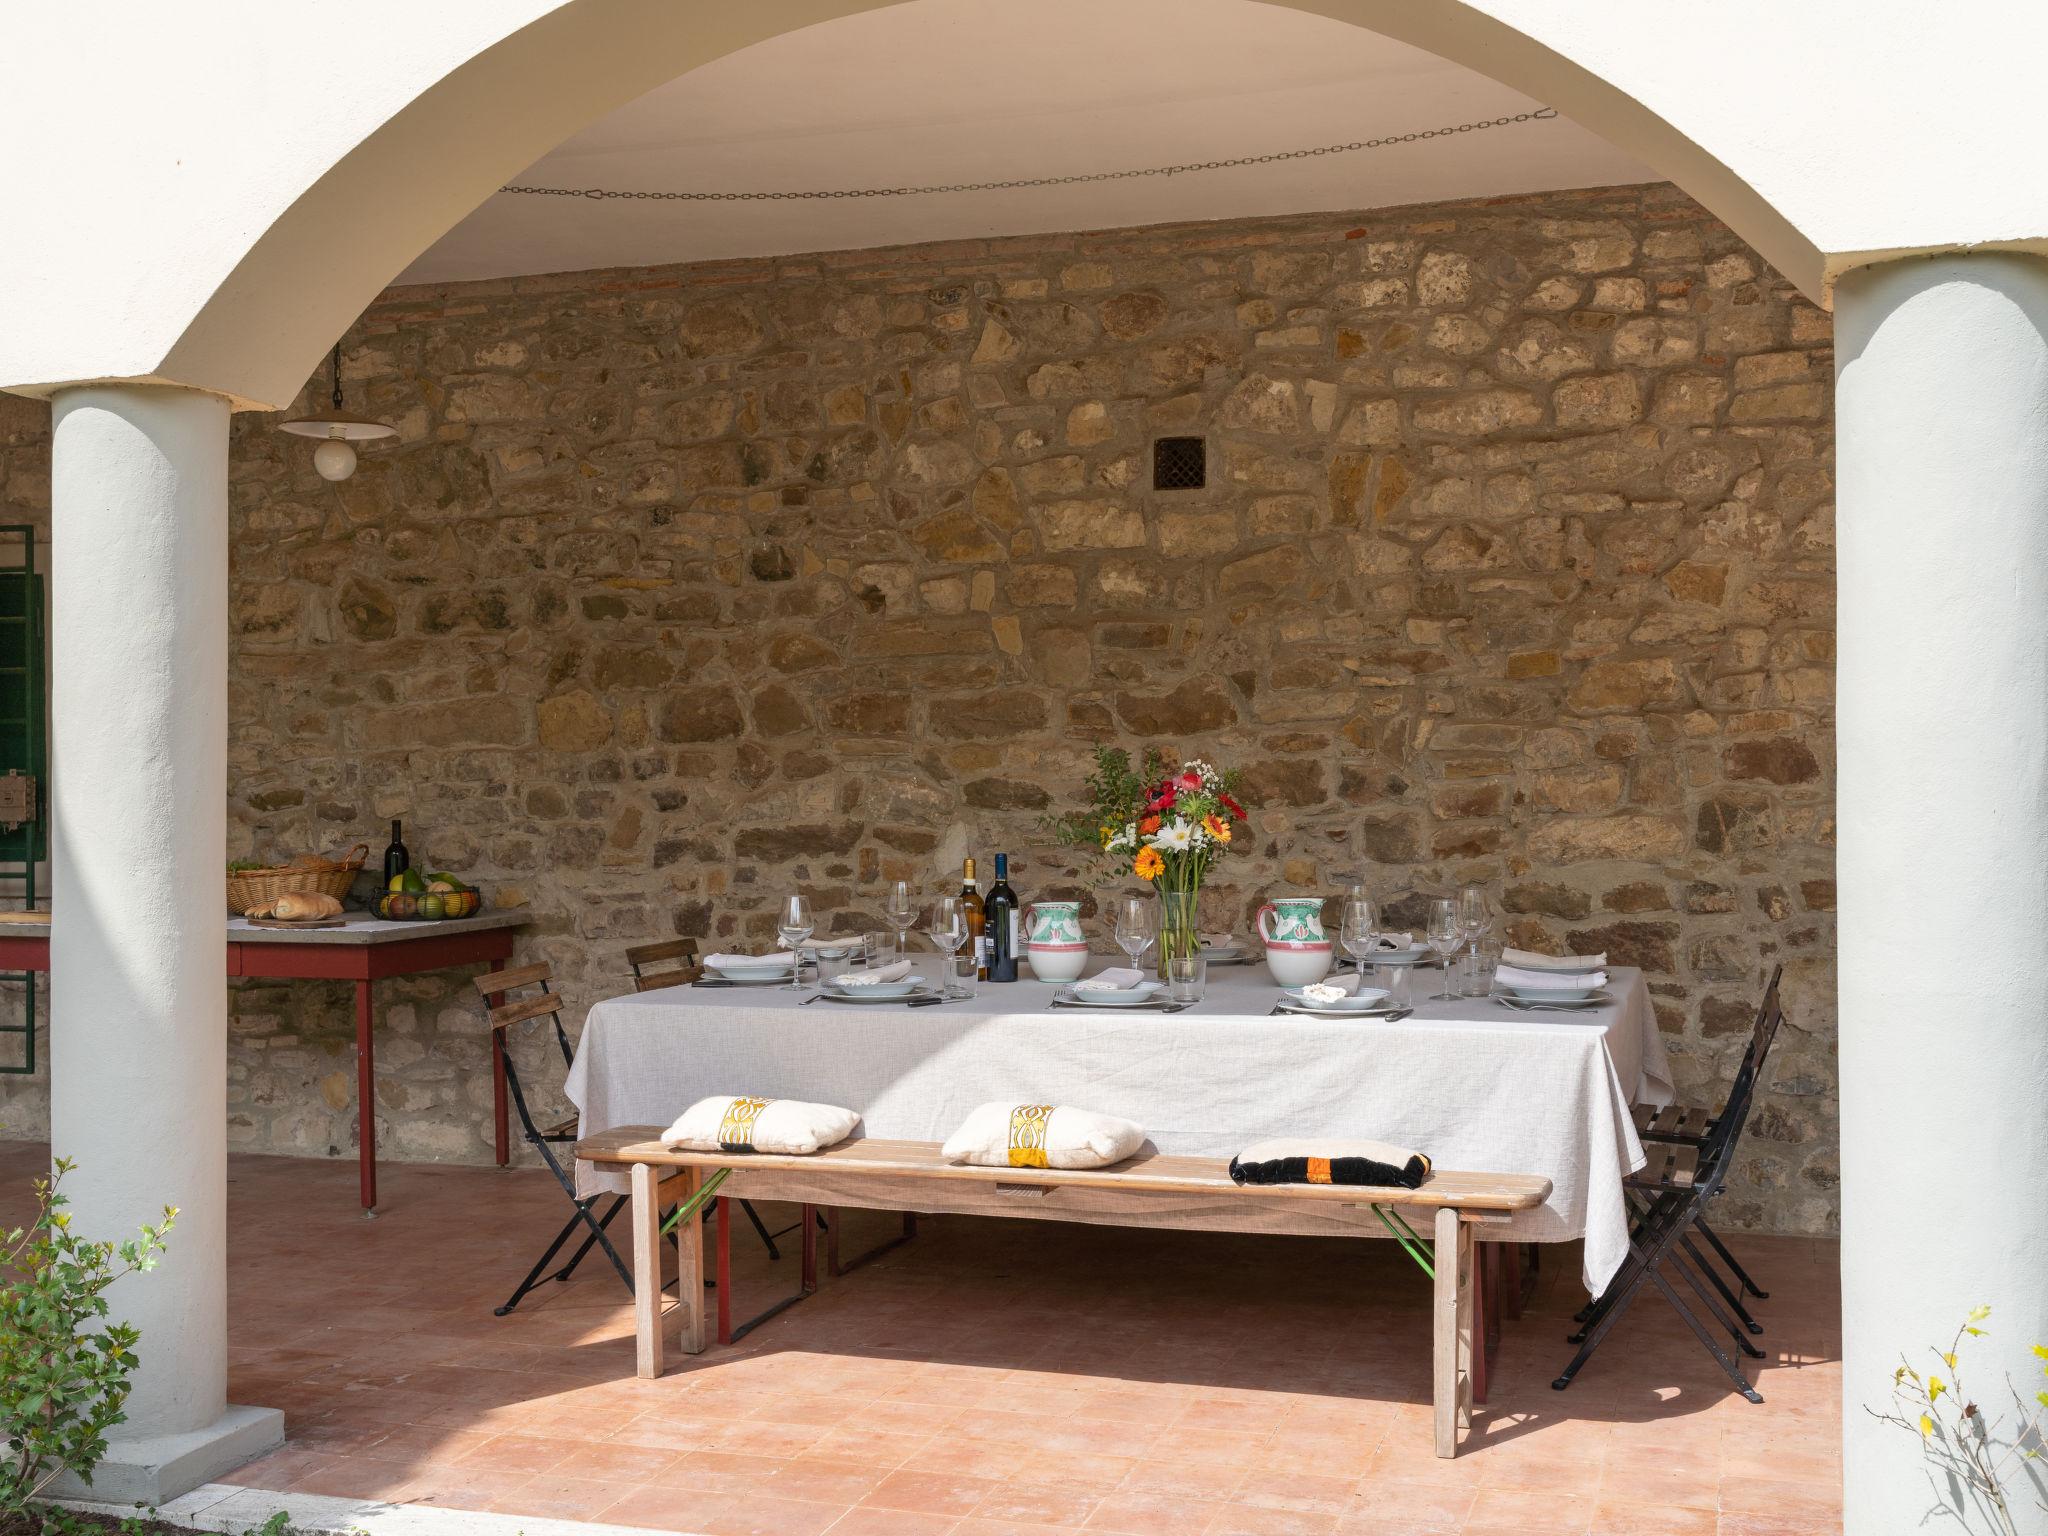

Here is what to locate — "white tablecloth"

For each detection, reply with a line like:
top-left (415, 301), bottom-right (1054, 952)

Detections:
top-left (565, 963), bottom-right (1672, 1294)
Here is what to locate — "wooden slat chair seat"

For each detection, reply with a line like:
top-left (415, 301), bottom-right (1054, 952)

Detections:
top-left (474, 962), bottom-right (635, 1317)
top-left (578, 1126), bottom-right (1550, 1459)
top-left (625, 938), bottom-right (702, 992)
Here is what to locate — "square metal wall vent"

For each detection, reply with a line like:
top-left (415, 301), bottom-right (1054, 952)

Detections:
top-left (1152, 436), bottom-right (1206, 491)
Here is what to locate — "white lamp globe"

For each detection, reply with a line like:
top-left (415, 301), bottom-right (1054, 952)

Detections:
top-left (312, 439), bottom-right (358, 481)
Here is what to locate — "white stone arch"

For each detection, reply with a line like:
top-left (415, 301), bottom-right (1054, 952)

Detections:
top-left (5, 0), bottom-right (1834, 408)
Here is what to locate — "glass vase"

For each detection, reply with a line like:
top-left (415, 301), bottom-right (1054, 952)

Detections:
top-left (1158, 887), bottom-right (1201, 978)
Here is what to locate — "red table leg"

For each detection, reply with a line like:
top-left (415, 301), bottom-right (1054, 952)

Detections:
top-left (355, 978), bottom-right (377, 1215)
top-left (491, 1026), bottom-right (510, 1166)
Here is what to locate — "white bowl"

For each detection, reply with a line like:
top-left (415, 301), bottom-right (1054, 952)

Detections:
top-left (709, 963), bottom-right (793, 982)
top-left (825, 977), bottom-right (922, 998)
top-left (1059, 981), bottom-right (1166, 1007)
top-left (1264, 946), bottom-right (1334, 987)
top-left (1025, 945), bottom-right (1089, 983)
top-left (1282, 986), bottom-right (1392, 1011)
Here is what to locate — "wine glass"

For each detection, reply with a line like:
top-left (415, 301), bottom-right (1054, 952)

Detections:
top-left (884, 880), bottom-right (917, 962)
top-left (1458, 883), bottom-right (1491, 958)
top-left (777, 893), bottom-right (815, 991)
top-left (928, 896), bottom-right (969, 998)
top-left (1340, 891), bottom-right (1378, 984)
top-left (1426, 897), bottom-right (1462, 1003)
top-left (1114, 894), bottom-right (1156, 972)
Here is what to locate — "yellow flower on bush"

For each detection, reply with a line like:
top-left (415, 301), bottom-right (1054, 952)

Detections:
top-left (1134, 847), bottom-right (1164, 881)
top-left (1203, 814), bottom-right (1231, 844)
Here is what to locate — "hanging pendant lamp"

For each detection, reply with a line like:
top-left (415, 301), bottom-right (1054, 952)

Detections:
top-left (279, 342), bottom-right (396, 481)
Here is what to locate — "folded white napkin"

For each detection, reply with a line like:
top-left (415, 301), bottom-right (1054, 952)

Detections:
top-left (1075, 967), bottom-right (1146, 991)
top-left (833, 960), bottom-right (914, 986)
top-left (1373, 932), bottom-right (1417, 950)
top-left (1500, 947), bottom-right (1607, 971)
top-left (1200, 931), bottom-right (1238, 949)
top-left (1495, 962), bottom-right (1608, 989)
top-left (704, 951), bottom-right (797, 969)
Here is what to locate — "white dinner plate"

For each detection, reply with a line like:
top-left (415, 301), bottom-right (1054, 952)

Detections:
top-left (1274, 1000), bottom-right (1406, 1019)
top-left (815, 987), bottom-right (942, 1011)
top-left (1200, 944), bottom-right (1252, 963)
top-left (819, 985), bottom-right (943, 1005)
top-left (1056, 983), bottom-right (1165, 1007)
top-left (1501, 982), bottom-right (1601, 1002)
top-left (1495, 989), bottom-right (1611, 1011)
top-left (1366, 948), bottom-right (1434, 966)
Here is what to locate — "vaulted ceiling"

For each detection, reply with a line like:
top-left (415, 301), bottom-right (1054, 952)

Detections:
top-left (401, 0), bottom-right (1652, 285)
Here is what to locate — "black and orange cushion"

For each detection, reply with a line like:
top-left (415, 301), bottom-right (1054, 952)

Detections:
top-left (1228, 1137), bottom-right (1431, 1190)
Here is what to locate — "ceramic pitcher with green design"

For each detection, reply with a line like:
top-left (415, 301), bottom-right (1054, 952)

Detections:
top-left (1256, 895), bottom-right (1328, 948)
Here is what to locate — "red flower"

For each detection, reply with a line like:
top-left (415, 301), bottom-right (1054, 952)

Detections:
top-left (1149, 784), bottom-right (1178, 811)
top-left (1219, 792), bottom-right (1247, 820)
top-left (1176, 770), bottom-right (1202, 792)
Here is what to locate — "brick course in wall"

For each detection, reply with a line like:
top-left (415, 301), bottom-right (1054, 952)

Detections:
top-left (0, 181), bottom-right (1837, 1233)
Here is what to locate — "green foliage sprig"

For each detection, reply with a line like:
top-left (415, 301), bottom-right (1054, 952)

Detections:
top-left (0, 1159), bottom-right (175, 1524)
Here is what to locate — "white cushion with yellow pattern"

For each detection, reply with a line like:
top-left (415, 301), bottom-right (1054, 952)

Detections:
top-left (661, 1095), bottom-right (859, 1155)
top-left (941, 1102), bottom-right (1146, 1170)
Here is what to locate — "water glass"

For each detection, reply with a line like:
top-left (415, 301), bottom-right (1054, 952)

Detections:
top-left (1339, 891), bottom-right (1377, 981)
top-left (885, 880), bottom-right (917, 961)
top-left (1458, 883), bottom-right (1491, 957)
top-left (929, 896), bottom-right (969, 998)
top-left (1426, 897), bottom-right (1462, 1002)
top-left (777, 893), bottom-right (814, 990)
top-left (1455, 950), bottom-right (1494, 998)
top-left (946, 952), bottom-right (979, 999)
top-left (1114, 894), bottom-right (1156, 970)
top-left (1166, 955), bottom-right (1207, 1005)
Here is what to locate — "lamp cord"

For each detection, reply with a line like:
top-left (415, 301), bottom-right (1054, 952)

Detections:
top-left (329, 343), bottom-right (344, 412)
top-left (499, 107), bottom-right (1558, 204)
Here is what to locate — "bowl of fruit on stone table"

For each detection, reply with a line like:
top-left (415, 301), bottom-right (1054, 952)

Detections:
top-left (376, 868), bottom-right (482, 921)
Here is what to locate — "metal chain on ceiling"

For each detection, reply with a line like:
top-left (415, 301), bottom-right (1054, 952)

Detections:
top-left (499, 106), bottom-right (1559, 204)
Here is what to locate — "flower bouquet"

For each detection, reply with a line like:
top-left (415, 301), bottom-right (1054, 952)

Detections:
top-left (1050, 747), bottom-right (1248, 974)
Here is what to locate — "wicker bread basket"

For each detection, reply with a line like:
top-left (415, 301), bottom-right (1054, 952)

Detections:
top-left (226, 845), bottom-right (369, 916)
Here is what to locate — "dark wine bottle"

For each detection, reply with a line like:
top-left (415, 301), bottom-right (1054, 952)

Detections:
top-left (382, 819), bottom-right (410, 885)
top-left (960, 857), bottom-right (987, 980)
top-left (985, 853), bottom-right (1020, 982)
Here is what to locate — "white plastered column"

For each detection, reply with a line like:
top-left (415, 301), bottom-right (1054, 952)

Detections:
top-left (47, 387), bottom-right (282, 1501)
top-left (1835, 254), bottom-right (2048, 1536)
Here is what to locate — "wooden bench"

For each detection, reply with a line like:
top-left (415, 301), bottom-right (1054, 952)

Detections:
top-left (577, 1127), bottom-right (1550, 1457)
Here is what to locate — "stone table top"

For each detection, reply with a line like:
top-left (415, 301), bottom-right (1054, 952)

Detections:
top-left (225, 909), bottom-right (530, 945)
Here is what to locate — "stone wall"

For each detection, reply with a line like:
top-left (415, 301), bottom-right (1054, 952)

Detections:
top-left (0, 183), bottom-right (1838, 1232)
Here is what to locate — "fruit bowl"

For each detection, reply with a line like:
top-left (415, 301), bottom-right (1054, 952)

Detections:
top-left (376, 886), bottom-right (482, 921)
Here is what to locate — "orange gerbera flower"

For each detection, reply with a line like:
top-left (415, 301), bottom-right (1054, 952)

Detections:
top-left (1133, 847), bottom-right (1164, 881)
top-left (1139, 814), bottom-right (1162, 836)
top-left (1203, 813), bottom-right (1231, 843)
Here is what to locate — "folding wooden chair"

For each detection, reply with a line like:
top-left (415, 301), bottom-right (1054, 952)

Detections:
top-left (473, 962), bottom-right (634, 1316)
top-left (1552, 967), bottom-right (1784, 1401)
top-left (623, 937), bottom-right (807, 1263)
top-left (1619, 963), bottom-right (1785, 1336)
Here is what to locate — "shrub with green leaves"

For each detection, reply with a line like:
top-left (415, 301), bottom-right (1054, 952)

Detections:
top-left (0, 1158), bottom-right (175, 1524)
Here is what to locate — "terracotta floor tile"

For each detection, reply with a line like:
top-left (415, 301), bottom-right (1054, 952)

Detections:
top-left (970, 1481), bottom-right (1101, 1527)
top-left (1084, 1490), bottom-right (1228, 1535)
top-left (863, 1469), bottom-right (1001, 1517)
top-left (702, 1492), bottom-right (851, 1536)
top-left (1202, 1503), bottom-right (1340, 1535)
top-left (826, 1507), bottom-right (962, 1536)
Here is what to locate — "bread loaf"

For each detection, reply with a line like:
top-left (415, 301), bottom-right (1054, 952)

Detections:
top-left (267, 892), bottom-right (343, 921)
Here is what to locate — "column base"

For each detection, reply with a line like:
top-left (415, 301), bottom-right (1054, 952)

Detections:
top-left (46, 1403), bottom-right (284, 1506)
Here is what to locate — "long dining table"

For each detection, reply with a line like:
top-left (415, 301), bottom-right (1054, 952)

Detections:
top-left (564, 959), bottom-right (1673, 1294)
